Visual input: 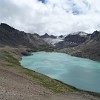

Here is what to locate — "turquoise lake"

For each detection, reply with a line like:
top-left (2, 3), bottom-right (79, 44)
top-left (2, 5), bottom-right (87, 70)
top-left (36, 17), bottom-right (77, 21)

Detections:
top-left (20, 52), bottom-right (100, 93)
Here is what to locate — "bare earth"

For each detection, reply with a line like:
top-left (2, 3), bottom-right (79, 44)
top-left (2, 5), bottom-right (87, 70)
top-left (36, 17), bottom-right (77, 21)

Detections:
top-left (0, 66), bottom-right (99, 100)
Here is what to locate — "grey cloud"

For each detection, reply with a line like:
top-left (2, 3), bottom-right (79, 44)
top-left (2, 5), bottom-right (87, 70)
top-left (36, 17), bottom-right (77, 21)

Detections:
top-left (0, 0), bottom-right (100, 35)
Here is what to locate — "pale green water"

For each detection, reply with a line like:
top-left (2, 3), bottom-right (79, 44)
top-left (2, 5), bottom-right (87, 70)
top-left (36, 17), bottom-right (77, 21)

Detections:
top-left (20, 52), bottom-right (100, 93)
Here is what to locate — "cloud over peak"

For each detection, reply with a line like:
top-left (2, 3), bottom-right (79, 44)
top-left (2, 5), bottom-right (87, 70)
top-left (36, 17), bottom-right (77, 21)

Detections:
top-left (0, 0), bottom-right (100, 35)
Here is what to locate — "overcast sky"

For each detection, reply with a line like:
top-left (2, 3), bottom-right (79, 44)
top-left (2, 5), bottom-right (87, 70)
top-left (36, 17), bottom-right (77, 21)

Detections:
top-left (0, 0), bottom-right (100, 35)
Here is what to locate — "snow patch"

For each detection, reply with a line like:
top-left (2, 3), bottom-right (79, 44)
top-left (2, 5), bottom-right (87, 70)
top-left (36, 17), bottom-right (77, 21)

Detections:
top-left (43, 37), bottom-right (64, 46)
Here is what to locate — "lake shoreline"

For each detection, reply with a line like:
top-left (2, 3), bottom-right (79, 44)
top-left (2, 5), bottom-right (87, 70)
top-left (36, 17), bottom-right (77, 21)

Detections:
top-left (21, 51), bottom-right (100, 94)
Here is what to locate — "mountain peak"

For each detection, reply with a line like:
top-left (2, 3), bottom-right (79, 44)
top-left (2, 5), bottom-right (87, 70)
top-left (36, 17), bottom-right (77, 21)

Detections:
top-left (0, 23), bottom-right (17, 32)
top-left (41, 33), bottom-right (49, 38)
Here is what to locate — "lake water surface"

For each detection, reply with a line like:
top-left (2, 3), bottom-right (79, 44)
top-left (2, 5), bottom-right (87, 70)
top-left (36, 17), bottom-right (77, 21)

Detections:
top-left (20, 52), bottom-right (100, 93)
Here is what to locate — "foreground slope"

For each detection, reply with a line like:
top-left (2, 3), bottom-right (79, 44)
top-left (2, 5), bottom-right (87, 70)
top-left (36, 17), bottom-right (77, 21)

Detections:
top-left (0, 47), bottom-right (99, 100)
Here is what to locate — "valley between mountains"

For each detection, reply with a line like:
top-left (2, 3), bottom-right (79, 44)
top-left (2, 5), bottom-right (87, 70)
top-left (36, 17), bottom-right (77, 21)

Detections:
top-left (0, 23), bottom-right (100, 100)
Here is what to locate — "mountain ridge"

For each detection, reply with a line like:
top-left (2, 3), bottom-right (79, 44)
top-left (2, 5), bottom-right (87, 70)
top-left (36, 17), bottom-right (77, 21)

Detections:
top-left (0, 23), bottom-right (48, 49)
top-left (60, 30), bottom-right (100, 62)
top-left (0, 23), bottom-right (100, 61)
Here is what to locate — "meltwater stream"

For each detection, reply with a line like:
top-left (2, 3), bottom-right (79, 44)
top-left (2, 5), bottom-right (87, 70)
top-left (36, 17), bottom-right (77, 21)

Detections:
top-left (20, 52), bottom-right (100, 93)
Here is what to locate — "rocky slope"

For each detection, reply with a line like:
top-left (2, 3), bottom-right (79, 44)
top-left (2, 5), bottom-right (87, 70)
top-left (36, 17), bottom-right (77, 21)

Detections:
top-left (0, 23), bottom-right (48, 49)
top-left (55, 32), bottom-right (88, 49)
top-left (61, 31), bottom-right (100, 62)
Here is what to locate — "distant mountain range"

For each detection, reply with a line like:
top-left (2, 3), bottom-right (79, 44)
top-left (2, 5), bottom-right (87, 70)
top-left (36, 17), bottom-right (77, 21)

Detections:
top-left (60, 31), bottom-right (100, 62)
top-left (41, 31), bottom-right (100, 61)
top-left (41, 32), bottom-right (91, 49)
top-left (55, 32), bottom-right (88, 48)
top-left (41, 33), bottom-right (64, 46)
top-left (0, 23), bottom-right (100, 61)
